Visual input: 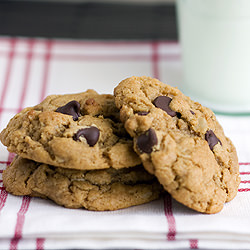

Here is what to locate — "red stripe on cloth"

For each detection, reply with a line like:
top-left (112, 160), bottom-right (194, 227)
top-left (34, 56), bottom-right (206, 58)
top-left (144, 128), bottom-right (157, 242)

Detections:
top-left (241, 180), bottom-right (250, 184)
top-left (240, 172), bottom-right (250, 175)
top-left (36, 238), bottom-right (45, 250)
top-left (54, 39), bottom-right (156, 47)
top-left (53, 39), bottom-right (178, 47)
top-left (238, 188), bottom-right (250, 192)
top-left (0, 161), bottom-right (11, 165)
top-left (40, 40), bottom-right (52, 102)
top-left (151, 42), bottom-right (159, 79)
top-left (17, 39), bottom-right (34, 113)
top-left (0, 37), bottom-right (21, 43)
top-left (9, 196), bottom-right (31, 250)
top-left (164, 193), bottom-right (176, 241)
top-left (53, 54), bottom-right (151, 62)
top-left (0, 107), bottom-right (19, 113)
top-left (0, 50), bottom-right (180, 62)
top-left (189, 239), bottom-right (199, 249)
top-left (160, 54), bottom-right (181, 61)
top-left (43, 40), bottom-right (151, 47)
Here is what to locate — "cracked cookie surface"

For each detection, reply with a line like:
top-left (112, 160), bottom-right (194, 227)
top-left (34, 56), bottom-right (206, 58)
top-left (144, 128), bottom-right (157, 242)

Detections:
top-left (114, 76), bottom-right (240, 213)
top-left (0, 90), bottom-right (141, 170)
top-left (3, 156), bottom-right (162, 211)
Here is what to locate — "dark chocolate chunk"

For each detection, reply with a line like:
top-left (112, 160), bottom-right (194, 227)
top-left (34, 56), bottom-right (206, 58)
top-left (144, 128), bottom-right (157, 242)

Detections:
top-left (153, 96), bottom-right (177, 117)
top-left (176, 112), bottom-right (181, 118)
top-left (137, 111), bottom-right (149, 116)
top-left (137, 128), bottom-right (158, 154)
top-left (56, 101), bottom-right (81, 121)
top-left (73, 126), bottom-right (100, 146)
top-left (205, 130), bottom-right (222, 150)
top-left (190, 110), bottom-right (195, 115)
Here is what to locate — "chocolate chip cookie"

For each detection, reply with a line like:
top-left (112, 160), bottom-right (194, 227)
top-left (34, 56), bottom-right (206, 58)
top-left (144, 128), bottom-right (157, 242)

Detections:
top-left (114, 76), bottom-right (240, 213)
top-left (3, 156), bottom-right (162, 210)
top-left (0, 90), bottom-right (141, 170)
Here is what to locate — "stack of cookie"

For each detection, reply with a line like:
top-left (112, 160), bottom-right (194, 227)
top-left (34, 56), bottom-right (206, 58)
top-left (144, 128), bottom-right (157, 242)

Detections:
top-left (0, 89), bottom-right (162, 211)
top-left (0, 76), bottom-right (241, 213)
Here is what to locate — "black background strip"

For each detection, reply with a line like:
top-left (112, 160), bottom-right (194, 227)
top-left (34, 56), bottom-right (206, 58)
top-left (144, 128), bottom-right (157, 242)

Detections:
top-left (0, 1), bottom-right (177, 40)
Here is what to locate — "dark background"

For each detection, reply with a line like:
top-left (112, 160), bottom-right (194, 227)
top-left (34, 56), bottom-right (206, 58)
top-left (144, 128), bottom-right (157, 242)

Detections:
top-left (0, 0), bottom-right (177, 40)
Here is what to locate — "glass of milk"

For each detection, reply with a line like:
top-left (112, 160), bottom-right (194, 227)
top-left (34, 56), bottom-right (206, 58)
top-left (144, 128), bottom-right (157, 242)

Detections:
top-left (176, 0), bottom-right (250, 113)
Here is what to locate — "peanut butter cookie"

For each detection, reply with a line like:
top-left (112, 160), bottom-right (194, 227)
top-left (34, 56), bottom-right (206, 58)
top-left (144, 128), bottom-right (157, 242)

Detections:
top-left (114, 76), bottom-right (240, 213)
top-left (0, 90), bottom-right (141, 170)
top-left (3, 156), bottom-right (162, 211)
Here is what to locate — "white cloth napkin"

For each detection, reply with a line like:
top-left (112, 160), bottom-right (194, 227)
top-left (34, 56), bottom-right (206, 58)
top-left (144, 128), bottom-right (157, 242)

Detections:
top-left (0, 37), bottom-right (250, 250)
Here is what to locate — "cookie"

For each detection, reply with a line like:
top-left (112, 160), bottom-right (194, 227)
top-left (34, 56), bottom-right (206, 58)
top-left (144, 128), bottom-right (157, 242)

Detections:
top-left (3, 156), bottom-right (162, 211)
top-left (0, 90), bottom-right (141, 170)
top-left (114, 76), bottom-right (240, 213)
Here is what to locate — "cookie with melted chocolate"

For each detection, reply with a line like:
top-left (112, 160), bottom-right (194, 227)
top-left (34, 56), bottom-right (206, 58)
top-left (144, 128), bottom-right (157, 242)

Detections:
top-left (0, 90), bottom-right (141, 170)
top-left (114, 76), bottom-right (240, 214)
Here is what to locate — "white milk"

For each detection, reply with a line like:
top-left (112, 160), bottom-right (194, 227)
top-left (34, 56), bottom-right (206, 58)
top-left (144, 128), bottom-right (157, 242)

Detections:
top-left (177, 0), bottom-right (250, 113)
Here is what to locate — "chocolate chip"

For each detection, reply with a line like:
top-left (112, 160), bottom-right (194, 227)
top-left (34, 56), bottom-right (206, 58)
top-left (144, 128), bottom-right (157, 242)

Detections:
top-left (190, 110), bottom-right (195, 115)
top-left (73, 126), bottom-right (100, 146)
top-left (153, 96), bottom-right (177, 117)
top-left (137, 111), bottom-right (149, 116)
top-left (56, 101), bottom-right (81, 121)
top-left (137, 128), bottom-right (158, 154)
top-left (205, 130), bottom-right (222, 150)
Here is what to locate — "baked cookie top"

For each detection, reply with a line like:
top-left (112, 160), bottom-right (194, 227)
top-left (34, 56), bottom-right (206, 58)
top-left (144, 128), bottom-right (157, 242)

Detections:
top-left (114, 76), bottom-right (240, 213)
top-left (0, 90), bottom-right (141, 170)
top-left (3, 156), bottom-right (162, 211)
